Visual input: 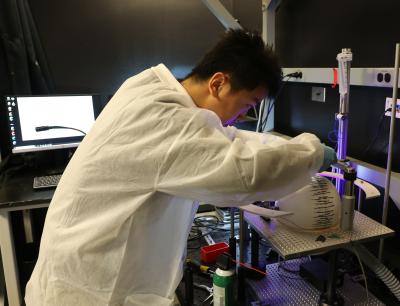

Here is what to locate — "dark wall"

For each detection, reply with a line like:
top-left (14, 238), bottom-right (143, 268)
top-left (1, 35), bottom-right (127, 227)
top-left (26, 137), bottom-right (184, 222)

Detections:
top-left (25, 0), bottom-right (261, 94)
top-left (276, 0), bottom-right (400, 67)
top-left (0, 1), bottom-right (263, 293)
top-left (1, 0), bottom-right (397, 170)
top-left (274, 0), bottom-right (400, 172)
top-left (0, 0), bottom-right (261, 157)
top-left (275, 83), bottom-right (400, 170)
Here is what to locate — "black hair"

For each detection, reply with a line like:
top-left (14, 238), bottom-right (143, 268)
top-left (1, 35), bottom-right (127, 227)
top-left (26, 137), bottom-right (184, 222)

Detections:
top-left (184, 29), bottom-right (282, 97)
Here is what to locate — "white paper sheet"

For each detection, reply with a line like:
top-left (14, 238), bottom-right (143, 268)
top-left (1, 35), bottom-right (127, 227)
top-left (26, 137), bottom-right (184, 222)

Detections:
top-left (240, 204), bottom-right (293, 218)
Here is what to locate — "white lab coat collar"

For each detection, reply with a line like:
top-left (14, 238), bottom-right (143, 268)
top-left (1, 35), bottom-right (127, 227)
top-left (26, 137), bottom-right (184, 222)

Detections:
top-left (151, 64), bottom-right (197, 109)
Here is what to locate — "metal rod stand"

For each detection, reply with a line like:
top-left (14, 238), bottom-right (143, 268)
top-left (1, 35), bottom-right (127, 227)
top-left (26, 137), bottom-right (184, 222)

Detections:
top-left (379, 42), bottom-right (400, 261)
top-left (184, 265), bottom-right (193, 306)
top-left (229, 208), bottom-right (236, 260)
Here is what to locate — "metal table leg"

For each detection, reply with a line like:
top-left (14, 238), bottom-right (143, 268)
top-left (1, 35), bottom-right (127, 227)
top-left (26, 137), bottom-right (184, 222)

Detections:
top-left (319, 250), bottom-right (343, 306)
top-left (250, 228), bottom-right (260, 269)
top-left (238, 210), bottom-right (246, 301)
top-left (0, 210), bottom-right (22, 306)
top-left (229, 207), bottom-right (236, 260)
top-left (0, 252), bottom-right (5, 306)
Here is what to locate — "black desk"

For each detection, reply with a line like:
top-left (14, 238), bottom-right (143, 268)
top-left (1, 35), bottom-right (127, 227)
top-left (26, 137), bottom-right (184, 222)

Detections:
top-left (0, 172), bottom-right (54, 306)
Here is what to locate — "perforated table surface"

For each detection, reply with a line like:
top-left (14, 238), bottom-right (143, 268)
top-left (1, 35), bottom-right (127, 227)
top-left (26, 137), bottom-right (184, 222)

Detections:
top-left (247, 259), bottom-right (384, 306)
top-left (244, 211), bottom-right (394, 259)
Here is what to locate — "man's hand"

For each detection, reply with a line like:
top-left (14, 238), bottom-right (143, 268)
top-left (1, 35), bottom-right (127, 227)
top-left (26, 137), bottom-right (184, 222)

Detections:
top-left (319, 144), bottom-right (337, 172)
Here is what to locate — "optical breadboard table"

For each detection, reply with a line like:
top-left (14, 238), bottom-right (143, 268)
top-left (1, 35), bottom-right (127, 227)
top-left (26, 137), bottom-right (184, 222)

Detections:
top-left (244, 211), bottom-right (394, 259)
top-left (246, 259), bottom-right (384, 306)
top-left (242, 211), bottom-right (394, 305)
top-left (0, 171), bottom-right (54, 306)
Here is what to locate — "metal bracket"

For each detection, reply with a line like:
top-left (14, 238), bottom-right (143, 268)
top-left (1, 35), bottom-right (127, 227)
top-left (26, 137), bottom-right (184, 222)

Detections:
top-left (201, 0), bottom-right (242, 30)
top-left (262, 0), bottom-right (281, 48)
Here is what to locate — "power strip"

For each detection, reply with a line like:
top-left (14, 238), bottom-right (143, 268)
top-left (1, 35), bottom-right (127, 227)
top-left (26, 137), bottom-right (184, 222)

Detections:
top-left (283, 67), bottom-right (399, 88)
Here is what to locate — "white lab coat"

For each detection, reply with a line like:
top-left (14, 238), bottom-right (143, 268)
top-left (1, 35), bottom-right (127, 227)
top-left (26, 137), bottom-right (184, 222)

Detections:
top-left (25, 64), bottom-right (323, 306)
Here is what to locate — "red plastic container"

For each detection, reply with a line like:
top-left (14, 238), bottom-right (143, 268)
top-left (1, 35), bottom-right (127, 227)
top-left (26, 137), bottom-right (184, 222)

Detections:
top-left (200, 242), bottom-right (229, 264)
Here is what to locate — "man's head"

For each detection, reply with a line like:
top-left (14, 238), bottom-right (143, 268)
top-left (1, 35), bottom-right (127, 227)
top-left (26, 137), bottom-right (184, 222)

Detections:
top-left (181, 29), bottom-right (282, 125)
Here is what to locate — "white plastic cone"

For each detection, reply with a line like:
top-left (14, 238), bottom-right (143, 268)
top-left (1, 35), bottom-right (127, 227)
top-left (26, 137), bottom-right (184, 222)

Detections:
top-left (275, 176), bottom-right (341, 231)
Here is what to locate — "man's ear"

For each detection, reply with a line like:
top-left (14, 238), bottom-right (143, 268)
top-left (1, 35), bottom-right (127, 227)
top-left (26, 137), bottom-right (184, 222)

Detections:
top-left (208, 72), bottom-right (227, 98)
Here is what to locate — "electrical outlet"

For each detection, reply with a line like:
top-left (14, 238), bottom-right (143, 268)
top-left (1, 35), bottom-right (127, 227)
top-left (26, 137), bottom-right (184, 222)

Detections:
top-left (385, 97), bottom-right (400, 118)
top-left (377, 71), bottom-right (392, 84)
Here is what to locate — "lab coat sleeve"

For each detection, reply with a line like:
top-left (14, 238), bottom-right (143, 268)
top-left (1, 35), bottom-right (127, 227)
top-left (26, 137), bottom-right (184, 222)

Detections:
top-left (224, 125), bottom-right (290, 144)
top-left (156, 111), bottom-right (324, 207)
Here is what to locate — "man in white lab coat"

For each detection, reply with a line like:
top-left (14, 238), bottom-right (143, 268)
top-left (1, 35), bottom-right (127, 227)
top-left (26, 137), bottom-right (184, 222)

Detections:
top-left (25, 29), bottom-right (334, 306)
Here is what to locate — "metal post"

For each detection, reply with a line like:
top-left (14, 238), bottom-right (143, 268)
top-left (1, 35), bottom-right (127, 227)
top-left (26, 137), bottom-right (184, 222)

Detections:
top-left (326, 251), bottom-right (338, 303)
top-left (379, 43), bottom-right (400, 261)
top-left (341, 178), bottom-right (356, 231)
top-left (250, 229), bottom-right (260, 268)
top-left (230, 208), bottom-right (235, 239)
top-left (256, 98), bottom-right (266, 132)
top-left (238, 210), bottom-right (246, 301)
top-left (23, 210), bottom-right (34, 243)
top-left (335, 49), bottom-right (352, 196)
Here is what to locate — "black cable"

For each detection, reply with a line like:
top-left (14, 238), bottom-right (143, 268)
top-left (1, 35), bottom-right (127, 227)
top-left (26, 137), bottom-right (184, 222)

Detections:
top-left (278, 262), bottom-right (299, 274)
top-left (35, 125), bottom-right (87, 136)
top-left (260, 73), bottom-right (293, 131)
top-left (326, 117), bottom-right (339, 155)
top-left (284, 71), bottom-right (303, 79)
top-left (363, 108), bottom-right (392, 155)
top-left (192, 216), bottom-right (230, 232)
top-left (260, 74), bottom-right (293, 131)
top-left (0, 164), bottom-right (26, 187)
top-left (188, 215), bottom-right (236, 243)
top-left (377, 108), bottom-right (394, 153)
top-left (187, 230), bottom-right (214, 242)
top-left (187, 228), bottom-right (204, 241)
top-left (327, 118), bottom-right (339, 145)
top-left (261, 74), bottom-right (292, 131)
top-left (261, 99), bottom-right (274, 132)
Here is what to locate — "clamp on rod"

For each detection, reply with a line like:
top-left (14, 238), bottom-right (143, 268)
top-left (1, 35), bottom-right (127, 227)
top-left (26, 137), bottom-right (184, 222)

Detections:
top-left (332, 161), bottom-right (357, 231)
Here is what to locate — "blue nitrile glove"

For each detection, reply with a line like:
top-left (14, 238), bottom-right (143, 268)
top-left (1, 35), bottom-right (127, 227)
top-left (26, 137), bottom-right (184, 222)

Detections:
top-left (319, 144), bottom-right (337, 172)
